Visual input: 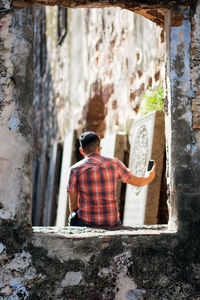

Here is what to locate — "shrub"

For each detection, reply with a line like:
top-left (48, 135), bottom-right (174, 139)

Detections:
top-left (139, 85), bottom-right (164, 116)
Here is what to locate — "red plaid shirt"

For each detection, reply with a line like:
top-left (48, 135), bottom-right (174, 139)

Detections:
top-left (67, 153), bottom-right (132, 226)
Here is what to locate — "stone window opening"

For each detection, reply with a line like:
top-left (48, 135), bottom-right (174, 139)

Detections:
top-left (1, 2), bottom-right (200, 298)
top-left (31, 6), bottom-right (170, 229)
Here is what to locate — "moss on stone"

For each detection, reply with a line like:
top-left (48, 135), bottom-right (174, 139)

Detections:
top-left (27, 242), bottom-right (85, 299)
top-left (95, 237), bottom-right (124, 267)
top-left (0, 219), bottom-right (32, 254)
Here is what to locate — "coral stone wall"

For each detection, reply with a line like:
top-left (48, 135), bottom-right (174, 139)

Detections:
top-left (33, 7), bottom-right (165, 153)
top-left (167, 4), bottom-right (200, 231)
top-left (79, 8), bottom-right (165, 138)
top-left (0, 8), bottom-right (33, 224)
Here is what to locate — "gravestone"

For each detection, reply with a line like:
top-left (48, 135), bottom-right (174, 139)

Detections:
top-left (101, 132), bottom-right (128, 214)
top-left (32, 158), bottom-right (39, 223)
top-left (101, 132), bottom-right (127, 162)
top-left (33, 151), bottom-right (49, 226)
top-left (43, 143), bottom-right (62, 226)
top-left (56, 131), bottom-right (77, 227)
top-left (123, 111), bottom-right (165, 226)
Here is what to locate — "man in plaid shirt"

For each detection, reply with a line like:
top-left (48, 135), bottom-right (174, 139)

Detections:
top-left (67, 131), bottom-right (155, 227)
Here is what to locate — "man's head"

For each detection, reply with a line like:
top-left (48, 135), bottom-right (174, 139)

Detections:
top-left (79, 131), bottom-right (100, 155)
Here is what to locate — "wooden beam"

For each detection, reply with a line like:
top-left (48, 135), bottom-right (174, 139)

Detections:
top-left (11, 0), bottom-right (195, 27)
top-left (129, 8), bottom-right (165, 27)
top-left (11, 0), bottom-right (196, 9)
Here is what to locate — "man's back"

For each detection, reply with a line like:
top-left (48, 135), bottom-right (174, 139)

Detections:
top-left (67, 153), bottom-right (132, 226)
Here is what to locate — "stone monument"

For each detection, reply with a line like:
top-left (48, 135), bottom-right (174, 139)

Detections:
top-left (43, 142), bottom-right (62, 226)
top-left (101, 132), bottom-right (128, 215)
top-left (56, 131), bottom-right (77, 226)
top-left (123, 111), bottom-right (165, 226)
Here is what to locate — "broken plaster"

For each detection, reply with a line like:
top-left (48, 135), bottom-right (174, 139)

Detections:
top-left (8, 111), bottom-right (21, 131)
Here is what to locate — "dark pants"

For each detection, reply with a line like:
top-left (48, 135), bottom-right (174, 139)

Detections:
top-left (68, 210), bottom-right (121, 227)
top-left (68, 210), bottom-right (90, 227)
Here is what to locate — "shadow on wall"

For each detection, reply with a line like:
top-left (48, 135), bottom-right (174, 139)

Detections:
top-left (81, 80), bottom-right (114, 138)
top-left (32, 7), bottom-right (61, 226)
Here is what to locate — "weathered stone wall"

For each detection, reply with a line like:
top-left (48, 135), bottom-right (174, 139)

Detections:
top-left (77, 8), bottom-right (165, 138)
top-left (0, 5), bottom-right (34, 296)
top-left (1, 224), bottom-right (200, 299)
top-left (167, 4), bottom-right (200, 231)
top-left (33, 7), bottom-right (165, 153)
top-left (0, 8), bottom-right (33, 224)
top-left (191, 0), bottom-right (200, 131)
top-left (1, 1), bottom-right (200, 299)
top-left (0, 0), bottom-right (11, 19)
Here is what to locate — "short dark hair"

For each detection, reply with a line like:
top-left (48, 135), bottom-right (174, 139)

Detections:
top-left (79, 131), bottom-right (100, 154)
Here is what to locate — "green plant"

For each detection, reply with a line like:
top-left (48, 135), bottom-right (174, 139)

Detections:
top-left (139, 85), bottom-right (164, 116)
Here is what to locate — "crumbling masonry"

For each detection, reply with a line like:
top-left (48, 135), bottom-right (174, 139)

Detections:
top-left (0, 0), bottom-right (200, 299)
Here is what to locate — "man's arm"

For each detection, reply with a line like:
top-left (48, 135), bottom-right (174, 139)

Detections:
top-left (127, 165), bottom-right (156, 187)
top-left (69, 192), bottom-right (79, 213)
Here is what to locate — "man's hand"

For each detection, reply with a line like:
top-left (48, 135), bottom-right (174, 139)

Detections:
top-left (69, 192), bottom-right (79, 213)
top-left (148, 163), bottom-right (156, 183)
top-left (127, 163), bottom-right (156, 187)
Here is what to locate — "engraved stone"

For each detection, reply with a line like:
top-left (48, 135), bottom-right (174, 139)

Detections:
top-left (123, 111), bottom-right (165, 226)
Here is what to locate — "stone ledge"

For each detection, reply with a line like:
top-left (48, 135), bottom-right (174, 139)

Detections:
top-left (32, 225), bottom-right (175, 263)
top-left (33, 225), bottom-right (170, 238)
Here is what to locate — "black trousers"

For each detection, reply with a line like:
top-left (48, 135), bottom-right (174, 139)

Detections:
top-left (68, 210), bottom-right (90, 227)
top-left (68, 210), bottom-right (121, 227)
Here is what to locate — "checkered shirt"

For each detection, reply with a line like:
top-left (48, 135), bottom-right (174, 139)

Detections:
top-left (67, 153), bottom-right (132, 226)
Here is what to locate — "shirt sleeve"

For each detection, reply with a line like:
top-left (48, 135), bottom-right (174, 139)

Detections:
top-left (115, 158), bottom-right (133, 183)
top-left (67, 168), bottom-right (78, 193)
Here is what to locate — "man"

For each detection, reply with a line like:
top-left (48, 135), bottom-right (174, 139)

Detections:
top-left (67, 131), bottom-right (155, 227)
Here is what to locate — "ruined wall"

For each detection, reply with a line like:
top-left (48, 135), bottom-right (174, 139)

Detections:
top-left (76, 8), bottom-right (165, 138)
top-left (1, 223), bottom-right (200, 299)
top-left (33, 7), bottom-right (165, 153)
top-left (1, 1), bottom-right (200, 299)
top-left (191, 0), bottom-right (200, 132)
top-left (167, 3), bottom-right (200, 231)
top-left (0, 8), bottom-right (33, 224)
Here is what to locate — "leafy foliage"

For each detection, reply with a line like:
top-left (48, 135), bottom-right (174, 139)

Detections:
top-left (139, 85), bottom-right (164, 116)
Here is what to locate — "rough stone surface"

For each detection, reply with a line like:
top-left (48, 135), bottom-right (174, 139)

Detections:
top-left (61, 271), bottom-right (83, 287)
top-left (1, 224), bottom-right (200, 299)
top-left (191, 0), bottom-right (200, 129)
top-left (0, 0), bottom-right (11, 19)
top-left (1, 1), bottom-right (200, 299)
top-left (0, 8), bottom-right (33, 225)
top-left (166, 6), bottom-right (200, 231)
